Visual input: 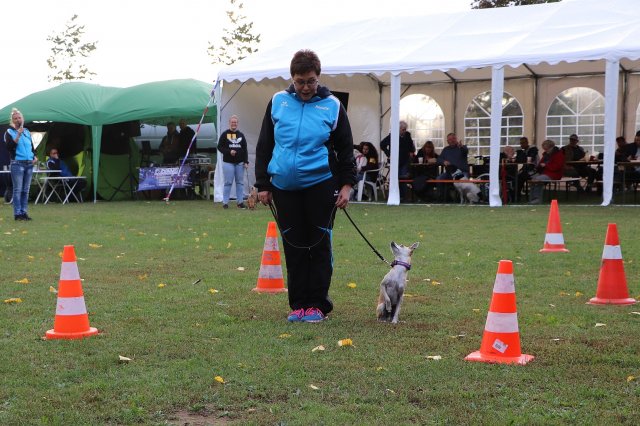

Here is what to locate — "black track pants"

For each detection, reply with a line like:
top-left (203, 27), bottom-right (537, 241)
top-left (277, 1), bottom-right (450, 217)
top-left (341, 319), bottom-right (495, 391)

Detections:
top-left (272, 177), bottom-right (338, 314)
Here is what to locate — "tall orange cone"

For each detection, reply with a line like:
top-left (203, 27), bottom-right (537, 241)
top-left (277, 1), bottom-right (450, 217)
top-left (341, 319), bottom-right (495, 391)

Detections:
top-left (45, 245), bottom-right (98, 340)
top-left (539, 199), bottom-right (569, 253)
top-left (588, 223), bottom-right (637, 305)
top-left (465, 260), bottom-right (534, 365)
top-left (253, 221), bottom-right (287, 293)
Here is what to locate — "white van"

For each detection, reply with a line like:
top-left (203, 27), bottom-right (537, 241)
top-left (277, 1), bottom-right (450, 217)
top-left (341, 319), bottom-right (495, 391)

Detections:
top-left (135, 122), bottom-right (218, 165)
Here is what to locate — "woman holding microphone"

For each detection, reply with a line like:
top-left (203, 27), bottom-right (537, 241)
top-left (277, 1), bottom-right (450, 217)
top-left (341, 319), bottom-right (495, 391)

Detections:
top-left (4, 108), bottom-right (37, 220)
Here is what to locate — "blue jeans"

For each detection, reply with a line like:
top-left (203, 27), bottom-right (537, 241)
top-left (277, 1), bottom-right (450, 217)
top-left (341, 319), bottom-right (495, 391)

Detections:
top-left (222, 162), bottom-right (245, 205)
top-left (11, 161), bottom-right (34, 216)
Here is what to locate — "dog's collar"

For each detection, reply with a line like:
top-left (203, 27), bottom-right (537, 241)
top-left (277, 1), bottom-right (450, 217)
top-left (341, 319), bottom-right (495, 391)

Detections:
top-left (390, 260), bottom-right (411, 270)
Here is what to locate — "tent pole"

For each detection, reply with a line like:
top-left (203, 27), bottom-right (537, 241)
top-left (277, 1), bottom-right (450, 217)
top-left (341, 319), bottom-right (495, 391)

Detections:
top-left (489, 66), bottom-right (504, 207)
top-left (387, 74), bottom-right (401, 206)
top-left (601, 60), bottom-right (620, 206)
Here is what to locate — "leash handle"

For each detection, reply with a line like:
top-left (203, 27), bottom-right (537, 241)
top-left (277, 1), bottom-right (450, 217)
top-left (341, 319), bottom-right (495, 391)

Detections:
top-left (342, 208), bottom-right (391, 266)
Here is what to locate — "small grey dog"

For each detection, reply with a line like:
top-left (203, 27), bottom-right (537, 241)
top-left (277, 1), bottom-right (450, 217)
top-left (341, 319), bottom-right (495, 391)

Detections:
top-left (376, 242), bottom-right (419, 324)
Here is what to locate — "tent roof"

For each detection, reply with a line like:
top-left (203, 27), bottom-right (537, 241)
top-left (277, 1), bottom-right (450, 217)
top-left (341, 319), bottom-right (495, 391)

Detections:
top-left (0, 79), bottom-right (215, 126)
top-left (218, 0), bottom-right (640, 85)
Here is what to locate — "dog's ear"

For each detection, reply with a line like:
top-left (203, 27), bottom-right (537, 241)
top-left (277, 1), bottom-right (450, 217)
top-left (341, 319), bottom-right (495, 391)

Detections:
top-left (390, 241), bottom-right (401, 256)
top-left (409, 242), bottom-right (419, 251)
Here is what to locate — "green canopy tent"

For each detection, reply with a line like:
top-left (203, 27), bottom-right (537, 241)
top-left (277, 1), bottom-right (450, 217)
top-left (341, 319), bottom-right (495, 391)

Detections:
top-left (0, 79), bottom-right (216, 201)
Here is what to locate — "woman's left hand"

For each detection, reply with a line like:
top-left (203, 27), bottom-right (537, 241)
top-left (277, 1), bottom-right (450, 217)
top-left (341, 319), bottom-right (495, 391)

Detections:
top-left (335, 184), bottom-right (352, 209)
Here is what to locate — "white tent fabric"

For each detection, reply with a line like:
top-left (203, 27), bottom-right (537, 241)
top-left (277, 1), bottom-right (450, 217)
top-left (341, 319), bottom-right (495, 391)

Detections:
top-left (216, 0), bottom-right (640, 206)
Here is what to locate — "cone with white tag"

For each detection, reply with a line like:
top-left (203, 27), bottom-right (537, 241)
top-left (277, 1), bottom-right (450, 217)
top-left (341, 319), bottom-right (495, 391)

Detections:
top-left (45, 245), bottom-right (98, 340)
top-left (588, 223), bottom-right (636, 305)
top-left (253, 221), bottom-right (287, 293)
top-left (465, 260), bottom-right (534, 365)
top-left (539, 199), bottom-right (569, 253)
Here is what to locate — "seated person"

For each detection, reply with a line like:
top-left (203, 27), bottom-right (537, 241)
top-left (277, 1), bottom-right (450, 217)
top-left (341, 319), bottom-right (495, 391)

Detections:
top-left (528, 139), bottom-right (565, 204)
top-left (561, 134), bottom-right (596, 192)
top-left (515, 137), bottom-right (539, 200)
top-left (436, 133), bottom-right (468, 201)
top-left (358, 142), bottom-right (379, 179)
top-left (412, 141), bottom-right (439, 201)
top-left (46, 148), bottom-right (87, 199)
top-left (353, 142), bottom-right (380, 200)
top-left (159, 122), bottom-right (181, 164)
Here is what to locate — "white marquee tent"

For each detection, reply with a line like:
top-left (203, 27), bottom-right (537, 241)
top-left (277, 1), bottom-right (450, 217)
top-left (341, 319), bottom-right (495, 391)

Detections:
top-left (216, 0), bottom-right (640, 206)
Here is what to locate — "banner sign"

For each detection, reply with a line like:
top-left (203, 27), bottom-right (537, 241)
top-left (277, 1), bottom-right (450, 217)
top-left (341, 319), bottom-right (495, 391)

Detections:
top-left (138, 166), bottom-right (192, 191)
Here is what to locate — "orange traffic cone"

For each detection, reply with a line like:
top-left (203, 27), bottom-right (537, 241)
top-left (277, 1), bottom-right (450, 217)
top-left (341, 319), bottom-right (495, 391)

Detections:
top-left (465, 260), bottom-right (534, 365)
top-left (253, 221), bottom-right (287, 293)
top-left (588, 223), bottom-right (637, 305)
top-left (539, 199), bottom-right (569, 253)
top-left (45, 245), bottom-right (98, 340)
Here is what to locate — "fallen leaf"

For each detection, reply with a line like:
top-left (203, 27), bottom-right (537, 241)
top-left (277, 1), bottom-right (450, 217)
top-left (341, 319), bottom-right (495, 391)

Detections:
top-left (431, 281), bottom-right (441, 286)
top-left (564, 271), bottom-right (571, 276)
top-left (214, 375), bottom-right (225, 384)
top-left (423, 278), bottom-right (431, 282)
top-left (375, 366), bottom-right (386, 371)
top-left (4, 298), bottom-right (22, 304)
top-left (338, 338), bottom-right (353, 347)
top-left (559, 291), bottom-right (570, 296)
top-left (450, 334), bottom-right (466, 339)
top-left (404, 293), bottom-right (414, 298)
top-left (551, 338), bottom-right (563, 342)
top-left (312, 345), bottom-right (325, 352)
top-left (549, 304), bottom-right (556, 308)
top-left (279, 333), bottom-right (291, 339)
top-left (49, 286), bottom-right (57, 293)
top-left (27, 255), bottom-right (35, 261)
top-left (385, 389), bottom-right (396, 394)
top-left (195, 237), bottom-right (200, 243)
top-left (226, 242), bottom-right (232, 248)
top-left (425, 355), bottom-right (442, 360)
top-left (472, 309), bottom-right (480, 313)
top-left (137, 273), bottom-right (148, 281)
top-left (575, 291), bottom-right (583, 297)
top-left (595, 323), bottom-right (606, 327)
top-left (237, 267), bottom-right (245, 271)
top-left (467, 252), bottom-right (471, 257)
top-left (208, 288), bottom-right (219, 294)
top-left (118, 355), bottom-right (132, 362)
top-left (347, 282), bottom-right (357, 288)
top-left (157, 283), bottom-right (166, 288)
top-left (191, 279), bottom-right (202, 285)
top-left (15, 278), bottom-right (29, 284)
top-left (627, 375), bottom-right (636, 382)
top-left (88, 243), bottom-right (102, 249)
top-left (630, 312), bottom-right (640, 316)
top-left (309, 384), bottom-right (320, 390)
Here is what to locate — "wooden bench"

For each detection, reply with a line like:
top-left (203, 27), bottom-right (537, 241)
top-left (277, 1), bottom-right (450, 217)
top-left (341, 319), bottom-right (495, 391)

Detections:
top-left (398, 178), bottom-right (490, 202)
top-left (527, 177), bottom-right (581, 201)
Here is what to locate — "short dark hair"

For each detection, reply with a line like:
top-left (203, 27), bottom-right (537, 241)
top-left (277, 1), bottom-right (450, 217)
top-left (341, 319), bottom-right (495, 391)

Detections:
top-left (636, 130), bottom-right (640, 137)
top-left (290, 50), bottom-right (321, 77)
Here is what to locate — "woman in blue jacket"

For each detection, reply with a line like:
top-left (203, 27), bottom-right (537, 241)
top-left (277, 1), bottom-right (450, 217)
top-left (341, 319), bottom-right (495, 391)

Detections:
top-left (4, 108), bottom-right (37, 220)
top-left (255, 50), bottom-right (356, 323)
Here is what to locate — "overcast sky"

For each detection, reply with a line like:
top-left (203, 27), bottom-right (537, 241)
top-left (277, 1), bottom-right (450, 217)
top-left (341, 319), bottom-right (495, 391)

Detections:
top-left (0, 0), bottom-right (473, 108)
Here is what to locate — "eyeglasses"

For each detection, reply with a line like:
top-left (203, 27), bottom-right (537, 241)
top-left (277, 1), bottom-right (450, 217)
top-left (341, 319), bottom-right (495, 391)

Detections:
top-left (292, 78), bottom-right (319, 88)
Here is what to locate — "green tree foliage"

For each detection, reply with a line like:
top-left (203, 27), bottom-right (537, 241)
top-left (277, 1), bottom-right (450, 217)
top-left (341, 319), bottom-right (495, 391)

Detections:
top-left (471, 0), bottom-right (561, 8)
top-left (46, 14), bottom-right (98, 82)
top-left (207, 0), bottom-right (261, 66)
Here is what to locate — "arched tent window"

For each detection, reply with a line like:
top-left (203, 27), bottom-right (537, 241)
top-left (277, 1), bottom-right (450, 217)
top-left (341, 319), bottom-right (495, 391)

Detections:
top-left (464, 91), bottom-right (524, 157)
top-left (399, 94), bottom-right (445, 150)
top-left (546, 87), bottom-right (604, 154)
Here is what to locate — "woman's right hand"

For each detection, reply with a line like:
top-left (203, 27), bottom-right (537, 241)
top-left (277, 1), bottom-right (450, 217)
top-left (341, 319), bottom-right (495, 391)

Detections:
top-left (258, 191), bottom-right (272, 205)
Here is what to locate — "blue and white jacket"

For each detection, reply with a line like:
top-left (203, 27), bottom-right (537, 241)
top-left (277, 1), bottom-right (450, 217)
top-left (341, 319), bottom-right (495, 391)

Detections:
top-left (255, 85), bottom-right (356, 191)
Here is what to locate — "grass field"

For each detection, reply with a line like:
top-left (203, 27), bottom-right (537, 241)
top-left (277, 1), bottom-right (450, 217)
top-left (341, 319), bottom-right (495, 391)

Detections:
top-left (1, 200), bottom-right (640, 425)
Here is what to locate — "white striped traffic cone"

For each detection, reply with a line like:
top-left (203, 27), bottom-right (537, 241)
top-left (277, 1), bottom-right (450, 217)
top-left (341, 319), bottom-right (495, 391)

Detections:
top-left (253, 221), bottom-right (286, 293)
top-left (45, 245), bottom-right (98, 340)
top-left (540, 200), bottom-right (569, 253)
top-left (465, 260), bottom-right (534, 365)
top-left (588, 223), bottom-right (637, 305)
